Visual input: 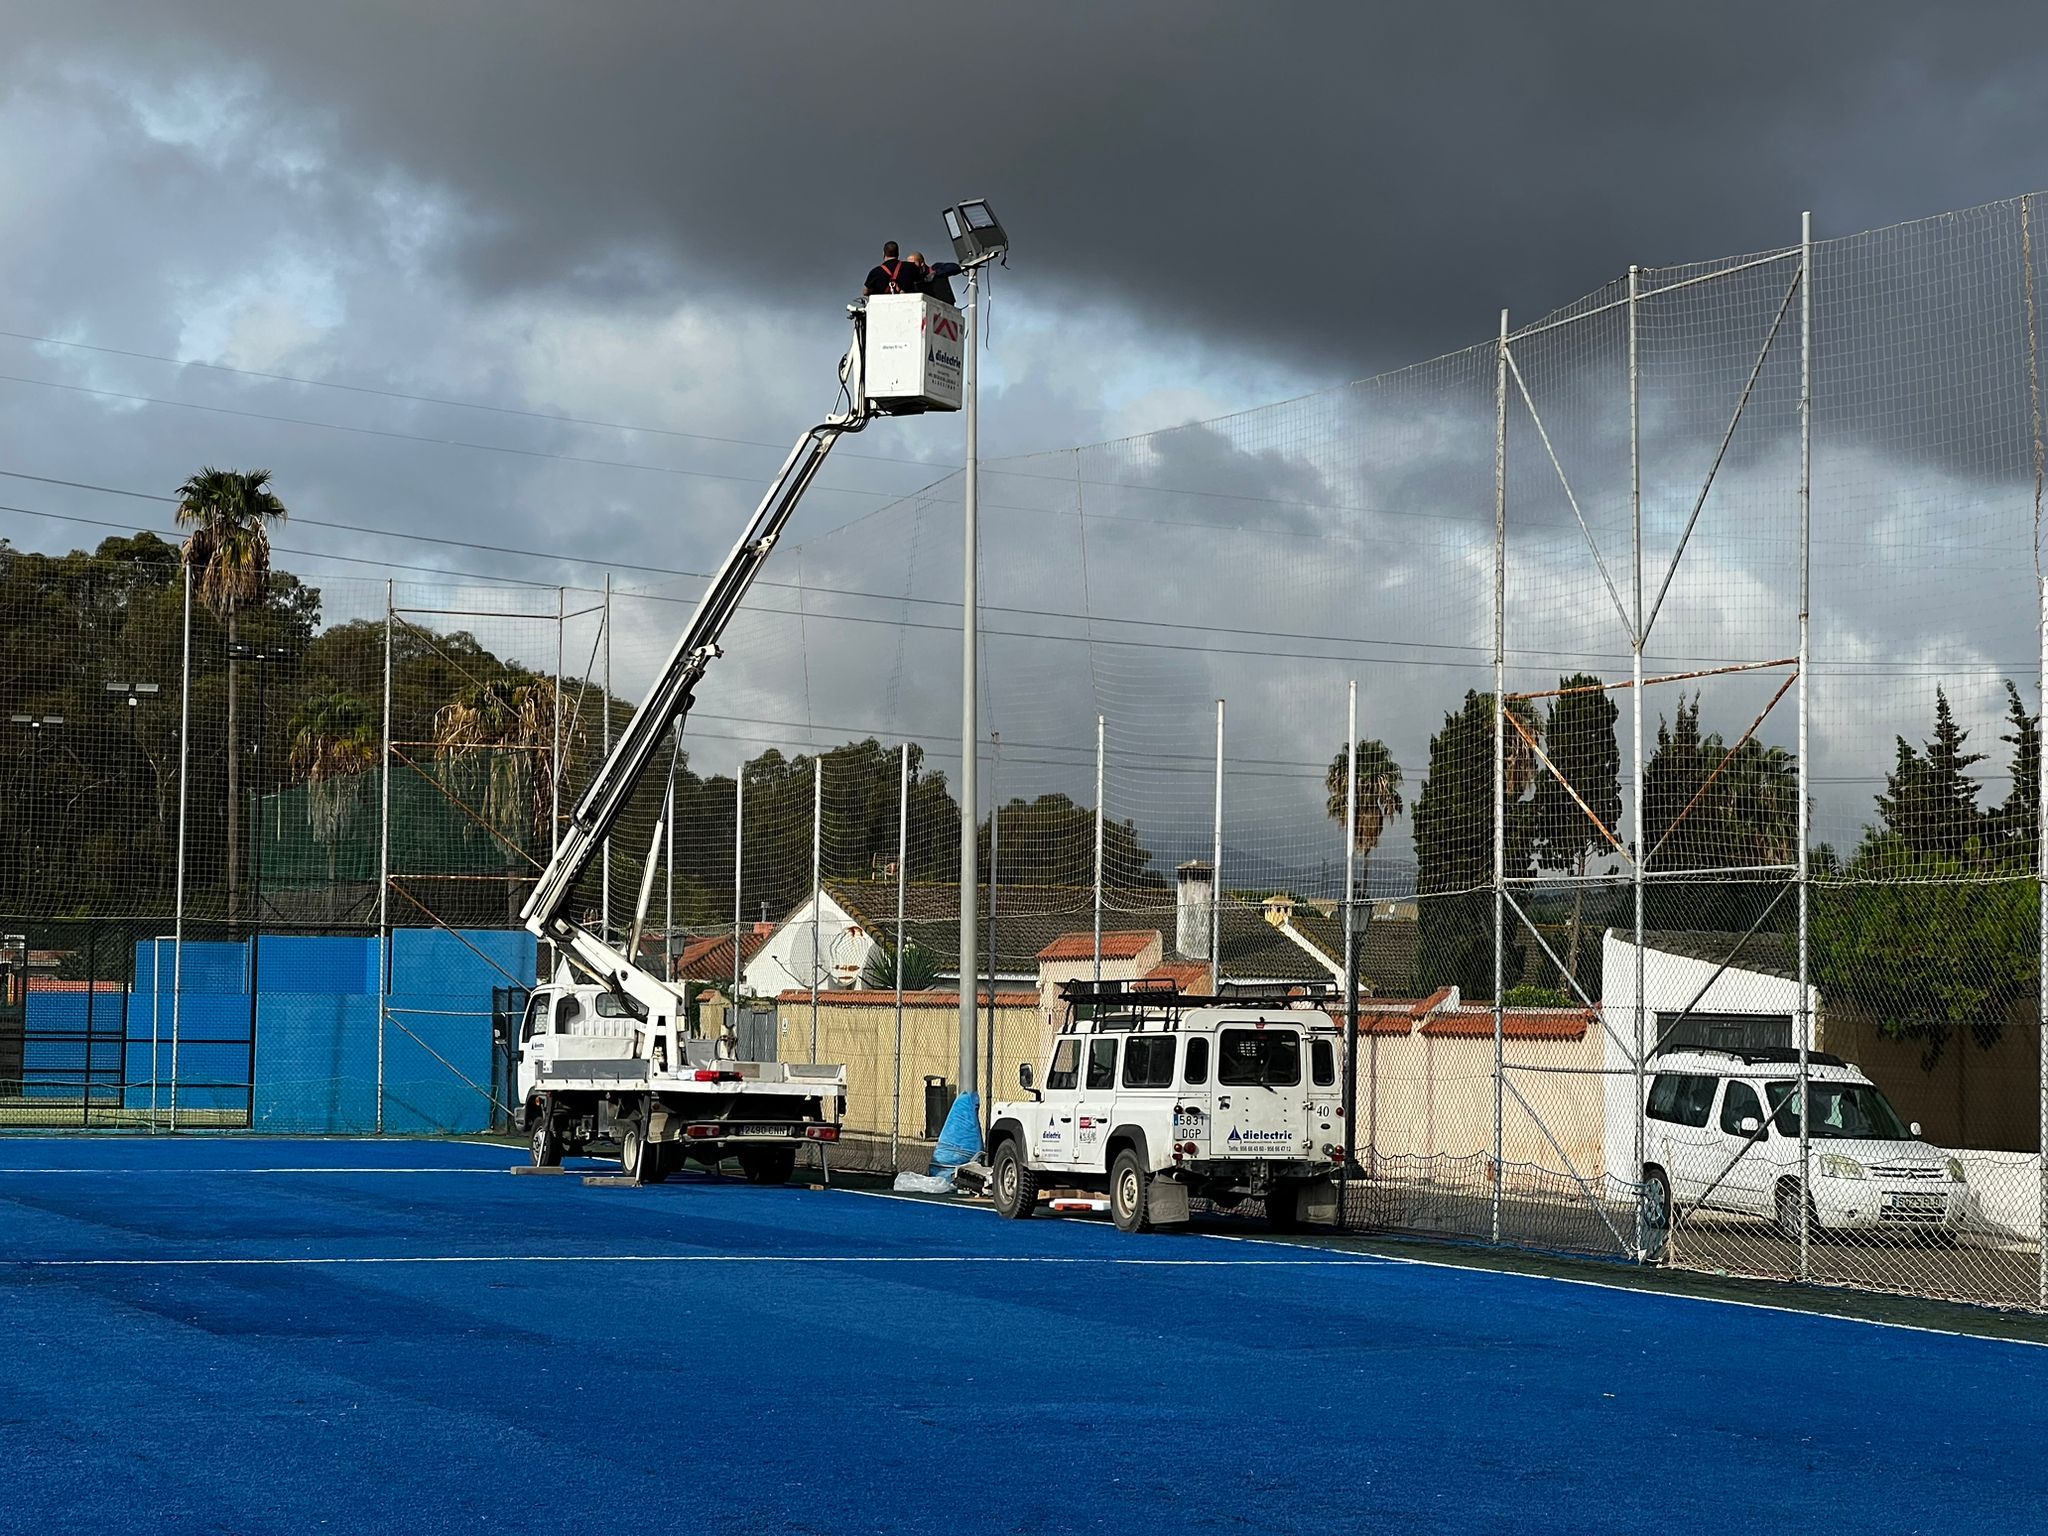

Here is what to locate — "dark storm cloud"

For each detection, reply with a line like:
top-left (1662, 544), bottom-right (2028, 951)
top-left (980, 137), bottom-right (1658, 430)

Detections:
top-left (11, 0), bottom-right (2048, 376)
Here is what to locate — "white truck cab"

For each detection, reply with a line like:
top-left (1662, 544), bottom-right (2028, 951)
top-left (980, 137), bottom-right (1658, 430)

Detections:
top-left (987, 982), bottom-right (1349, 1234)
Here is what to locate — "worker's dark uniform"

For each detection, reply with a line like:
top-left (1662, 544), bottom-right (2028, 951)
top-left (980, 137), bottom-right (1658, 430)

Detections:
top-left (864, 259), bottom-right (917, 296)
top-left (920, 260), bottom-right (964, 306)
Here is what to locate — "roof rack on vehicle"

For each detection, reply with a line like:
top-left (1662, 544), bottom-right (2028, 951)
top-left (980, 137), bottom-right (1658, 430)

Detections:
top-left (1056, 978), bottom-right (1336, 1031)
top-left (1653, 1043), bottom-right (1847, 1069)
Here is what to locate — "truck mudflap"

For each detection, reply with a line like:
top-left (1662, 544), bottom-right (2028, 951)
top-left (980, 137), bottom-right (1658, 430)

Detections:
top-left (1147, 1178), bottom-right (1192, 1226)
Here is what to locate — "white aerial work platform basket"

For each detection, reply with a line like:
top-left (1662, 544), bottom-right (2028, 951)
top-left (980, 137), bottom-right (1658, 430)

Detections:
top-left (861, 294), bottom-right (965, 413)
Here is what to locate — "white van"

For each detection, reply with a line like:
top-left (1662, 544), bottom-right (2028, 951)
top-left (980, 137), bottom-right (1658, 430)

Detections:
top-left (1641, 1047), bottom-right (1966, 1240)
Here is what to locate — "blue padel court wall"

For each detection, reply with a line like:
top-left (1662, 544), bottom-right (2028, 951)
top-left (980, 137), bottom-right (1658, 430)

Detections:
top-left (24, 928), bottom-right (533, 1132)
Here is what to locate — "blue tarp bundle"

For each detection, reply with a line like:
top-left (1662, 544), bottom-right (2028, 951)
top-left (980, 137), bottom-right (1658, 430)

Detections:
top-left (929, 1090), bottom-right (982, 1173)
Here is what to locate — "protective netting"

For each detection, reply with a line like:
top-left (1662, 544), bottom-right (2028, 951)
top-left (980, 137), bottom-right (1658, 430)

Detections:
top-left (8, 192), bottom-right (2048, 1309)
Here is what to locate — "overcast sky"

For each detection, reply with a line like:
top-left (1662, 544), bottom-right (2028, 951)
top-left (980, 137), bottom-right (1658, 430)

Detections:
top-left (4, 2), bottom-right (2047, 883)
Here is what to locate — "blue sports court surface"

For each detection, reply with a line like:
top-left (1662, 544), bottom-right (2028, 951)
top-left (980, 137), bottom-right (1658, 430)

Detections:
top-left (1, 1137), bottom-right (2041, 1534)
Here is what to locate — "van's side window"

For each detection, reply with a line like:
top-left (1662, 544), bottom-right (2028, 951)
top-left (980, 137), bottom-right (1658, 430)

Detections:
top-left (1720, 1080), bottom-right (1766, 1136)
top-left (1647, 1073), bottom-right (1714, 1128)
top-left (1085, 1038), bottom-right (1119, 1091)
top-left (1122, 1035), bottom-right (1176, 1089)
top-left (1311, 1038), bottom-right (1335, 1087)
top-left (1183, 1037), bottom-right (1210, 1086)
top-left (521, 994), bottom-right (548, 1043)
top-left (1046, 1038), bottom-right (1082, 1092)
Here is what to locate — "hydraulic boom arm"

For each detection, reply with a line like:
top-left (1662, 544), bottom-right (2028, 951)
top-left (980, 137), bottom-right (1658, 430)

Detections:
top-left (520, 315), bottom-right (878, 1012)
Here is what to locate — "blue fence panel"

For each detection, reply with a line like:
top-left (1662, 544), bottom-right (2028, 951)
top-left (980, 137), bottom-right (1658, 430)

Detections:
top-left (115, 929), bottom-right (530, 1131)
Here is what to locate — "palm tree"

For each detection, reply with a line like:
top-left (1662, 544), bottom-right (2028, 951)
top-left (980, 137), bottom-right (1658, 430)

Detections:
top-left (176, 467), bottom-right (287, 920)
top-left (287, 692), bottom-right (379, 862)
top-left (1325, 738), bottom-right (1405, 919)
top-left (432, 675), bottom-right (564, 855)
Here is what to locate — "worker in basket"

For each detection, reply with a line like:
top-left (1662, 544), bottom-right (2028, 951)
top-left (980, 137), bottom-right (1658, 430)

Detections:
top-left (907, 250), bottom-right (964, 305)
top-left (864, 241), bottom-right (917, 296)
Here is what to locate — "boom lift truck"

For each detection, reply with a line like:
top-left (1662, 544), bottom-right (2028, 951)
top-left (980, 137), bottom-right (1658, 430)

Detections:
top-left (514, 201), bottom-right (1008, 1184)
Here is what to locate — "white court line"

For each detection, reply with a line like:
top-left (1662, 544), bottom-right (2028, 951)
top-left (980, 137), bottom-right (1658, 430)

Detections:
top-left (7, 1253), bottom-right (1379, 1270)
top-left (0, 1167), bottom-right (517, 1175)
top-left (840, 1187), bottom-right (2048, 1350)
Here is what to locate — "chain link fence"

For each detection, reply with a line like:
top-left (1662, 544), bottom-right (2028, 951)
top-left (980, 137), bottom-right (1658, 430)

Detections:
top-left (9, 191), bottom-right (2048, 1311)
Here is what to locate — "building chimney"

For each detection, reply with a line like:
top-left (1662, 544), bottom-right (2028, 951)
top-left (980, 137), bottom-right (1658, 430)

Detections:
top-left (1176, 860), bottom-right (1214, 960)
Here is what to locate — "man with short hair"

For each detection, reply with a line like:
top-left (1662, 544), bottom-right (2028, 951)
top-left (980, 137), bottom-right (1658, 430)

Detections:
top-left (907, 250), bottom-right (964, 306)
top-left (864, 241), bottom-right (916, 296)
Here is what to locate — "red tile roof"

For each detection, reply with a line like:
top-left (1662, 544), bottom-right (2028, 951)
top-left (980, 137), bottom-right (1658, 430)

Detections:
top-left (1037, 930), bottom-right (1157, 962)
top-left (1419, 1008), bottom-right (1593, 1041)
top-left (675, 931), bottom-right (767, 981)
top-left (1143, 962), bottom-right (1212, 991)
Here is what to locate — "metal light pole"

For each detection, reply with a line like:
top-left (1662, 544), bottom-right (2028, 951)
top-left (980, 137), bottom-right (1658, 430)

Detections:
top-left (957, 257), bottom-right (982, 1116)
top-left (941, 197), bottom-right (1007, 1127)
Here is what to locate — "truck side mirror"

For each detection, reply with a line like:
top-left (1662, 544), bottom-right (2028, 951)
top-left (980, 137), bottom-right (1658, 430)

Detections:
top-left (1018, 1062), bottom-right (1035, 1090)
top-left (1737, 1116), bottom-right (1761, 1136)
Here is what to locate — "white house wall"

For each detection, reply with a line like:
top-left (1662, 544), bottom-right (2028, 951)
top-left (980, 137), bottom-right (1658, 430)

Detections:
top-left (742, 891), bottom-right (875, 999)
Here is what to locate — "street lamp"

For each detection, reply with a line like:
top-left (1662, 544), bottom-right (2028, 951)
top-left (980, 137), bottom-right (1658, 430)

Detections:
top-left (104, 680), bottom-right (162, 708)
top-left (939, 197), bottom-right (1009, 1132)
top-left (225, 642), bottom-right (294, 1128)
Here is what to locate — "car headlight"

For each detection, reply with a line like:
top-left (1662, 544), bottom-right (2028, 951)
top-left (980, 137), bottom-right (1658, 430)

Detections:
top-left (1819, 1153), bottom-right (1867, 1180)
top-left (1947, 1157), bottom-right (1966, 1184)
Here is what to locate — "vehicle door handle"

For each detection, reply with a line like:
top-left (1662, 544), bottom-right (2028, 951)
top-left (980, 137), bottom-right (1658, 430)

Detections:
top-left (1218, 1096), bottom-right (1231, 1109)
top-left (1058, 1116), bottom-right (1072, 1123)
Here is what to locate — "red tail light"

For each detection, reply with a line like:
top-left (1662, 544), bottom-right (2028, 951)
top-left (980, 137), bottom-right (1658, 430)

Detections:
top-left (693, 1069), bottom-right (740, 1082)
top-left (683, 1123), bottom-right (723, 1139)
top-left (804, 1125), bottom-right (840, 1142)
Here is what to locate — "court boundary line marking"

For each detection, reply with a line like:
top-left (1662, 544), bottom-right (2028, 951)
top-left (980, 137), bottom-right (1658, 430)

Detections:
top-left (842, 1187), bottom-right (2048, 1350)
top-left (5, 1253), bottom-right (1379, 1270)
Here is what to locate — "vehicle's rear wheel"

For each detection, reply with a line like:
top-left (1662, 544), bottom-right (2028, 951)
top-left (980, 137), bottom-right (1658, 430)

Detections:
top-left (738, 1146), bottom-right (797, 1185)
top-left (992, 1137), bottom-right (1038, 1219)
top-left (529, 1102), bottom-right (562, 1168)
top-left (1110, 1148), bottom-right (1152, 1234)
top-left (1265, 1181), bottom-right (1303, 1234)
top-left (1775, 1178), bottom-right (1818, 1243)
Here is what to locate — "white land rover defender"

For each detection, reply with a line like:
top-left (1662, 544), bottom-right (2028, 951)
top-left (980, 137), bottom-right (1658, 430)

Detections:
top-left (986, 982), bottom-right (1349, 1234)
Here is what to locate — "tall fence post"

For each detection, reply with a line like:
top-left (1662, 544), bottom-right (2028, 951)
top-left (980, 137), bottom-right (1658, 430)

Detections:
top-left (2026, 191), bottom-right (2048, 1312)
top-left (1210, 699), bottom-right (1224, 995)
top-left (985, 732), bottom-right (1000, 1116)
top-left (1341, 681), bottom-right (1359, 1232)
top-left (810, 754), bottom-right (822, 1063)
top-left (733, 763), bottom-right (745, 1007)
top-left (1794, 224), bottom-right (1813, 1284)
top-left (552, 586), bottom-right (563, 858)
top-left (1492, 307), bottom-right (1509, 1249)
top-left (892, 741), bottom-right (909, 1168)
top-left (170, 561), bottom-right (191, 1132)
top-left (378, 580), bottom-right (393, 1133)
top-left (1093, 715), bottom-right (1105, 983)
top-left (1629, 265), bottom-right (1649, 1265)
top-left (601, 573), bottom-right (612, 942)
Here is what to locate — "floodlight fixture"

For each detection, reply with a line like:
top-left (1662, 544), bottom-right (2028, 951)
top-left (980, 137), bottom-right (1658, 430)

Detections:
top-left (942, 198), bottom-right (1008, 270)
top-left (105, 680), bottom-right (162, 707)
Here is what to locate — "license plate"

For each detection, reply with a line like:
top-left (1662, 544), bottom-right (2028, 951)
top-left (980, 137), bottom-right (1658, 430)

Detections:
top-left (738, 1124), bottom-right (791, 1137)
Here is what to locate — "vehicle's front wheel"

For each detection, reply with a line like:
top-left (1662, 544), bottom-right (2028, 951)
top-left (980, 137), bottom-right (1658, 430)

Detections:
top-left (619, 1121), bottom-right (652, 1184)
top-left (530, 1101), bottom-right (562, 1168)
top-left (1775, 1178), bottom-right (1818, 1243)
top-left (1642, 1166), bottom-right (1672, 1232)
top-left (991, 1138), bottom-right (1039, 1219)
top-left (1265, 1181), bottom-right (1302, 1234)
top-left (738, 1146), bottom-right (797, 1185)
top-left (1110, 1148), bottom-right (1153, 1234)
